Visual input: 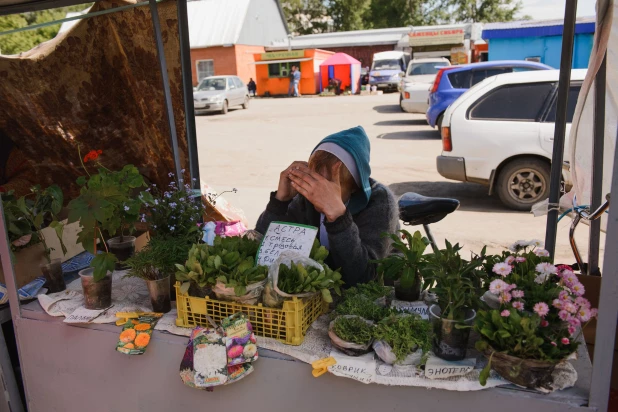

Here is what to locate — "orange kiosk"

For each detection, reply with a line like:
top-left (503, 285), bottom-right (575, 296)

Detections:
top-left (253, 49), bottom-right (334, 96)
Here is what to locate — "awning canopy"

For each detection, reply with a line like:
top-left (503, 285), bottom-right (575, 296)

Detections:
top-left (252, 57), bottom-right (312, 65)
top-left (320, 52), bottom-right (360, 66)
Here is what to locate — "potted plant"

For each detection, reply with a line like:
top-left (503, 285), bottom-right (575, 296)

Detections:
top-left (124, 237), bottom-right (191, 313)
top-left (476, 254), bottom-right (597, 389)
top-left (375, 230), bottom-right (429, 301)
top-left (67, 149), bottom-right (148, 309)
top-left (373, 314), bottom-right (432, 365)
top-left (422, 240), bottom-right (487, 361)
top-left (1, 185), bottom-right (67, 292)
top-left (328, 315), bottom-right (374, 356)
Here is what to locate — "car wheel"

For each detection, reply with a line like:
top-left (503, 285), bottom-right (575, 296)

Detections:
top-left (399, 94), bottom-right (404, 111)
top-left (436, 114), bottom-right (444, 131)
top-left (242, 96), bottom-right (249, 109)
top-left (496, 158), bottom-right (551, 211)
top-left (221, 100), bottom-right (228, 115)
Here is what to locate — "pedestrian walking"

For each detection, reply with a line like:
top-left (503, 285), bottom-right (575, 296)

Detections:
top-left (287, 66), bottom-right (296, 96)
top-left (293, 65), bottom-right (301, 97)
top-left (247, 78), bottom-right (257, 96)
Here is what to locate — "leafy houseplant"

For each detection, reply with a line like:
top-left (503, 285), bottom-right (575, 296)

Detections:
top-left (375, 230), bottom-right (430, 301)
top-left (422, 240), bottom-right (487, 360)
top-left (373, 314), bottom-right (433, 365)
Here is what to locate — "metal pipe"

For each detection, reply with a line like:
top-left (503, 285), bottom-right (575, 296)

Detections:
top-left (176, 0), bottom-right (201, 189)
top-left (149, 0), bottom-right (182, 178)
top-left (588, 53), bottom-right (607, 276)
top-left (589, 129), bottom-right (618, 412)
top-left (544, 0), bottom-right (578, 258)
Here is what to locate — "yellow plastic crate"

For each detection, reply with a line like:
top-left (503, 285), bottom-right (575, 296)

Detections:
top-left (174, 282), bottom-right (327, 346)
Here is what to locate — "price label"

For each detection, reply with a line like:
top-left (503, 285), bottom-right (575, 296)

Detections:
top-left (328, 351), bottom-right (376, 384)
top-left (391, 300), bottom-right (429, 319)
top-left (256, 222), bottom-right (318, 267)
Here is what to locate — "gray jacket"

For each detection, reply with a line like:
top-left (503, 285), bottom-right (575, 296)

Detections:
top-left (256, 179), bottom-right (399, 287)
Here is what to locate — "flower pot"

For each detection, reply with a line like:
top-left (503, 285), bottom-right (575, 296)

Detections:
top-left (428, 304), bottom-right (476, 361)
top-left (107, 236), bottom-right (136, 269)
top-left (146, 276), bottom-right (171, 313)
top-left (79, 268), bottom-right (112, 309)
top-left (188, 282), bottom-right (212, 298)
top-left (40, 258), bottom-right (66, 293)
top-left (483, 346), bottom-right (557, 389)
top-left (394, 277), bottom-right (421, 302)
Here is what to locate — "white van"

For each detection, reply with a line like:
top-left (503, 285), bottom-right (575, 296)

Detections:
top-left (369, 51), bottom-right (410, 91)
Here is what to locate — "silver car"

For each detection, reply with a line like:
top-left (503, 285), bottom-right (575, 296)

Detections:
top-left (193, 75), bottom-right (249, 115)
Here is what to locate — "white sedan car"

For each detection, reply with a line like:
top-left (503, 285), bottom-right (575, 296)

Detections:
top-left (399, 58), bottom-right (450, 114)
top-left (436, 69), bottom-right (586, 210)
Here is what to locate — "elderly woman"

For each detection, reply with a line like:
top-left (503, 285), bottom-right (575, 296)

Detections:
top-left (256, 126), bottom-right (399, 287)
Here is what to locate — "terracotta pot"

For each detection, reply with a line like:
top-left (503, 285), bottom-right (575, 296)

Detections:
top-left (107, 236), bottom-right (136, 269)
top-left (394, 276), bottom-right (421, 302)
top-left (40, 258), bottom-right (66, 293)
top-left (146, 276), bottom-right (171, 313)
top-left (428, 304), bottom-right (476, 361)
top-left (79, 268), bottom-right (112, 309)
top-left (484, 346), bottom-right (557, 389)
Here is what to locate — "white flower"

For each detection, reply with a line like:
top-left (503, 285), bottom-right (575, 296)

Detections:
top-left (536, 262), bottom-right (557, 276)
top-left (529, 239), bottom-right (544, 247)
top-left (509, 240), bottom-right (530, 252)
top-left (535, 273), bottom-right (549, 284)
top-left (489, 279), bottom-right (509, 295)
top-left (534, 249), bottom-right (550, 257)
top-left (492, 262), bottom-right (512, 277)
top-left (124, 205), bottom-right (130, 211)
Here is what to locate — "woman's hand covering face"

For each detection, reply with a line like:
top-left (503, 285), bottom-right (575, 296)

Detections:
top-left (288, 163), bottom-right (347, 222)
top-left (275, 161), bottom-right (309, 202)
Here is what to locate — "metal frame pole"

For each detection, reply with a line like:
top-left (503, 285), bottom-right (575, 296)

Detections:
top-left (176, 0), bottom-right (201, 189)
top-left (149, 0), bottom-right (182, 178)
top-left (588, 128), bottom-right (618, 411)
top-left (588, 54), bottom-right (606, 276)
top-left (545, 0), bottom-right (578, 258)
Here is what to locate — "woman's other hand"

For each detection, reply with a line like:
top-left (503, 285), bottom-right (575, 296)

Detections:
top-left (275, 161), bottom-right (308, 202)
top-left (288, 164), bottom-right (347, 222)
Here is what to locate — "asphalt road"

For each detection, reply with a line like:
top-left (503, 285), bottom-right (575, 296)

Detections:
top-left (195, 93), bottom-right (604, 265)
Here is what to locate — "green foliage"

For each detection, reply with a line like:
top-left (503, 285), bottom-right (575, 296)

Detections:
top-left (366, 0), bottom-right (447, 28)
top-left (335, 294), bottom-right (396, 322)
top-left (0, 5), bottom-right (91, 55)
top-left (422, 240), bottom-right (487, 321)
top-left (124, 237), bottom-right (192, 281)
top-left (328, 0), bottom-right (371, 31)
top-left (375, 230), bottom-right (429, 291)
top-left (277, 261), bottom-right (343, 303)
top-left (175, 236), bottom-right (267, 297)
top-left (280, 0), bottom-right (330, 35)
top-left (374, 314), bottom-right (433, 363)
top-left (332, 316), bottom-right (374, 345)
top-left (445, 0), bottom-right (524, 23)
top-left (90, 252), bottom-right (117, 282)
top-left (343, 280), bottom-right (391, 302)
top-left (309, 239), bottom-right (329, 263)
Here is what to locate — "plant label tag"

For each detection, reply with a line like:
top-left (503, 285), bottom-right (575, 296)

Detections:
top-left (256, 222), bottom-right (318, 267)
top-left (390, 300), bottom-right (429, 319)
top-left (328, 350), bottom-right (376, 384)
top-left (63, 306), bottom-right (109, 324)
top-left (424, 356), bottom-right (476, 380)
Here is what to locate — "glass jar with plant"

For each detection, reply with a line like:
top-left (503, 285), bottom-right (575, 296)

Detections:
top-left (475, 257), bottom-right (597, 389)
top-left (124, 237), bottom-right (192, 313)
top-left (1, 185), bottom-right (67, 291)
top-left (422, 240), bottom-right (487, 360)
top-left (67, 148), bottom-right (147, 309)
top-left (373, 314), bottom-right (433, 366)
top-left (375, 230), bottom-right (429, 302)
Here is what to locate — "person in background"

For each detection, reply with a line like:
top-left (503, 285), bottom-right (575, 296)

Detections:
top-left (287, 66), bottom-right (296, 97)
top-left (247, 78), bottom-right (257, 96)
top-left (255, 126), bottom-right (399, 287)
top-left (329, 77), bottom-right (342, 95)
top-left (293, 65), bottom-right (301, 97)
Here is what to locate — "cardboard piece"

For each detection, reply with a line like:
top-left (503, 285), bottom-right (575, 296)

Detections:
top-left (425, 356), bottom-right (476, 380)
top-left (256, 222), bottom-right (318, 267)
top-left (390, 300), bottom-right (429, 319)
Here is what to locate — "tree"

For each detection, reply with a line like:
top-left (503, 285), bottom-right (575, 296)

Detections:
top-left (328, 0), bottom-right (372, 32)
top-left (366, 0), bottom-right (448, 28)
top-left (446, 0), bottom-right (523, 23)
top-left (280, 0), bottom-right (330, 35)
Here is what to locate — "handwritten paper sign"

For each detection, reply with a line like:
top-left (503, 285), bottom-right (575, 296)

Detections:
top-left (424, 356), bottom-right (476, 380)
top-left (391, 300), bottom-right (429, 319)
top-left (63, 306), bottom-right (109, 324)
top-left (256, 222), bottom-right (318, 267)
top-left (328, 350), bottom-right (376, 384)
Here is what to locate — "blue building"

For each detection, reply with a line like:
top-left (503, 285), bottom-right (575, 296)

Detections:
top-left (482, 17), bottom-right (595, 69)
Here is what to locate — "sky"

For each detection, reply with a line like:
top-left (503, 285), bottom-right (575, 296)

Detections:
top-left (518, 0), bottom-right (596, 20)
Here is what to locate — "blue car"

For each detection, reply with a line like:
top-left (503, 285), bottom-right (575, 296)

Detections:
top-left (426, 60), bottom-right (552, 129)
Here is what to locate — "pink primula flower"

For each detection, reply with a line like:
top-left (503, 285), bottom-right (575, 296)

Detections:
top-left (512, 301), bottom-right (524, 311)
top-left (563, 273), bottom-right (579, 287)
top-left (561, 337), bottom-right (570, 345)
top-left (559, 290), bottom-right (571, 301)
top-left (540, 320), bottom-right (549, 327)
top-left (575, 297), bottom-right (591, 308)
top-left (536, 262), bottom-right (557, 276)
top-left (499, 292), bottom-right (512, 304)
top-left (512, 290), bottom-right (525, 299)
top-left (489, 279), bottom-right (509, 295)
top-left (568, 317), bottom-right (581, 327)
top-left (533, 302), bottom-right (549, 317)
top-left (493, 262), bottom-right (512, 277)
top-left (568, 325), bottom-right (577, 336)
top-left (501, 310), bottom-right (510, 317)
top-left (553, 299), bottom-right (563, 310)
top-left (590, 308), bottom-right (599, 318)
top-left (534, 249), bottom-right (550, 257)
top-left (571, 282), bottom-right (585, 297)
top-left (558, 310), bottom-right (570, 321)
top-left (564, 301), bottom-right (577, 314)
top-left (577, 307), bottom-right (591, 322)
top-left (515, 257), bottom-right (526, 263)
top-left (505, 256), bottom-right (516, 265)
top-left (551, 341), bottom-right (557, 347)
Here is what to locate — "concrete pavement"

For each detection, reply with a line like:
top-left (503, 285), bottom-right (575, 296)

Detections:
top-left (195, 94), bottom-right (604, 265)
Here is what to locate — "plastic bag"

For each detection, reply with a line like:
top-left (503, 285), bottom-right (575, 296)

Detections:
top-left (215, 221), bottom-right (247, 237)
top-left (373, 340), bottom-right (423, 366)
top-left (328, 316), bottom-right (374, 357)
top-left (263, 251), bottom-right (323, 308)
top-left (212, 279), bottom-right (267, 305)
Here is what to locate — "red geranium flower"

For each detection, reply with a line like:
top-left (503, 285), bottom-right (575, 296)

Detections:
top-left (83, 149), bottom-right (102, 163)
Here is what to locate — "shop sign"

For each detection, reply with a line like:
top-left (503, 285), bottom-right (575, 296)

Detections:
top-left (450, 47), bottom-right (469, 65)
top-left (409, 29), bottom-right (465, 47)
top-left (260, 50), bottom-right (305, 61)
top-left (257, 222), bottom-right (318, 266)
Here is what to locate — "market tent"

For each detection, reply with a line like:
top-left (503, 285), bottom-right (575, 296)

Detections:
top-left (319, 52), bottom-right (361, 94)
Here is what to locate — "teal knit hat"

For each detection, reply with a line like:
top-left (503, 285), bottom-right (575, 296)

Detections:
top-left (312, 126), bottom-right (372, 215)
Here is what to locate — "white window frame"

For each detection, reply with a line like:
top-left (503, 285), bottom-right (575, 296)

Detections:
top-left (196, 59), bottom-right (214, 83)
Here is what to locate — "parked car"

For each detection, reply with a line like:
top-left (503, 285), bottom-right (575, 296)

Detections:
top-left (399, 58), bottom-right (450, 114)
top-left (193, 76), bottom-right (249, 115)
top-left (437, 69), bottom-right (586, 210)
top-left (427, 60), bottom-right (552, 129)
top-left (369, 51), bottom-right (410, 92)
